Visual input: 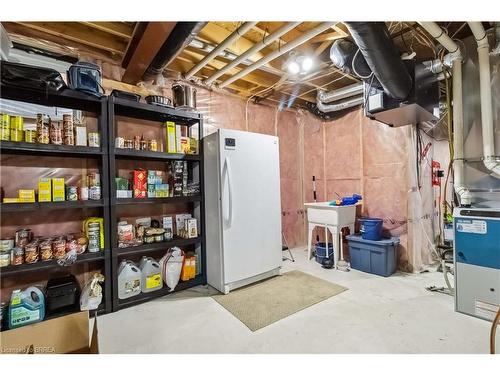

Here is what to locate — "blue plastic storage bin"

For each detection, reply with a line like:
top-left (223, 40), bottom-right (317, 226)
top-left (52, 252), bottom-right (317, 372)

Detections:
top-left (346, 235), bottom-right (399, 277)
top-left (315, 242), bottom-right (333, 265)
top-left (359, 218), bottom-right (383, 241)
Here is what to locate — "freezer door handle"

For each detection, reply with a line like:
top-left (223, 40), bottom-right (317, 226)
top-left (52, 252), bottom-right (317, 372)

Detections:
top-left (222, 156), bottom-right (233, 228)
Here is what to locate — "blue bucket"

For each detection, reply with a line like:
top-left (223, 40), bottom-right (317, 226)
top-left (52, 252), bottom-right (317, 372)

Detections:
top-left (359, 218), bottom-right (383, 241)
top-left (315, 242), bottom-right (334, 264)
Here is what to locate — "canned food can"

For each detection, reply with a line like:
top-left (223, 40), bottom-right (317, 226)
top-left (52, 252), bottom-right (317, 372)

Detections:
top-left (24, 129), bottom-right (37, 143)
top-left (10, 129), bottom-right (24, 142)
top-left (140, 140), bottom-right (147, 150)
top-left (66, 186), bottom-right (78, 201)
top-left (50, 121), bottom-right (63, 145)
top-left (133, 135), bottom-right (140, 150)
top-left (1, 114), bottom-right (10, 141)
top-left (88, 225), bottom-right (100, 252)
top-left (89, 186), bottom-right (101, 200)
top-left (87, 172), bottom-right (100, 187)
top-left (63, 114), bottom-right (74, 146)
top-left (148, 139), bottom-right (158, 152)
top-left (88, 132), bottom-right (100, 147)
top-left (36, 114), bottom-right (50, 144)
top-left (115, 137), bottom-right (125, 148)
top-left (10, 116), bottom-right (24, 130)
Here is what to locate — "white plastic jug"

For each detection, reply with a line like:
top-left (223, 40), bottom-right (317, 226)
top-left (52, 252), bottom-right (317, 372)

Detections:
top-left (139, 256), bottom-right (163, 293)
top-left (118, 260), bottom-right (141, 299)
top-left (159, 247), bottom-right (184, 291)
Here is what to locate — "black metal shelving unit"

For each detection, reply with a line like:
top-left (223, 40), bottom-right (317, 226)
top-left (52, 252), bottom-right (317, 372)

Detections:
top-left (0, 83), bottom-right (113, 315)
top-left (108, 96), bottom-right (206, 311)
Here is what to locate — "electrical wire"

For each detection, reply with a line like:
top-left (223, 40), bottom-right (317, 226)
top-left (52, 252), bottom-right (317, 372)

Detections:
top-left (352, 48), bottom-right (374, 79)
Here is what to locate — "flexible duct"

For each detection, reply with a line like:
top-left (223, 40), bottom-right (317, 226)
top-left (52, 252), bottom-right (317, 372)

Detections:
top-left (317, 83), bottom-right (364, 103)
top-left (344, 22), bottom-right (413, 100)
top-left (468, 22), bottom-right (500, 178)
top-left (144, 22), bottom-right (206, 80)
top-left (419, 22), bottom-right (472, 206)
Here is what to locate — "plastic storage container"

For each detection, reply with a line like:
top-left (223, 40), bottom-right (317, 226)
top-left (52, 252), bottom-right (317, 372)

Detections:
top-left (359, 218), bottom-right (383, 241)
top-left (314, 242), bottom-right (334, 265)
top-left (346, 235), bottom-right (399, 277)
top-left (139, 256), bottom-right (163, 293)
top-left (8, 287), bottom-right (45, 329)
top-left (118, 261), bottom-right (142, 299)
top-left (46, 275), bottom-right (80, 314)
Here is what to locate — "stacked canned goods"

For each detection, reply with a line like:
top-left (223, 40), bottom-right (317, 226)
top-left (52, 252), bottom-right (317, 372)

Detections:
top-left (36, 113), bottom-right (50, 144)
top-left (63, 114), bottom-right (74, 146)
top-left (0, 238), bottom-right (14, 267)
top-left (0, 113), bottom-right (9, 141)
top-left (10, 116), bottom-right (24, 141)
top-left (50, 120), bottom-right (63, 145)
top-left (87, 223), bottom-right (100, 253)
top-left (88, 172), bottom-right (101, 200)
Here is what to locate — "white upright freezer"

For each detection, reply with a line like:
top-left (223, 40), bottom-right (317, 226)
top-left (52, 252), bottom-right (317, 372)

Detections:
top-left (204, 129), bottom-right (282, 294)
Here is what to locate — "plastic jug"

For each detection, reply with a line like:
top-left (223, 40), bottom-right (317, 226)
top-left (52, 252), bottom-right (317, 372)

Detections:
top-left (159, 247), bottom-right (184, 291)
top-left (8, 286), bottom-right (45, 329)
top-left (118, 260), bottom-right (142, 299)
top-left (139, 256), bottom-right (163, 293)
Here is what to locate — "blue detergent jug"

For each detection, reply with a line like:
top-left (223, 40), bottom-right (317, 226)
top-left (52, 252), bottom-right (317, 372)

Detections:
top-left (8, 286), bottom-right (45, 329)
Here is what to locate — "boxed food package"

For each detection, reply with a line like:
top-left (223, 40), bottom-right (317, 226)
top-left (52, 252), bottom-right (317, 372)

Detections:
top-left (115, 177), bottom-right (129, 191)
top-left (132, 169), bottom-right (147, 198)
top-left (2, 198), bottom-right (20, 203)
top-left (52, 178), bottom-right (65, 202)
top-left (175, 213), bottom-right (192, 236)
top-left (147, 184), bottom-right (156, 198)
top-left (155, 183), bottom-right (169, 197)
top-left (180, 136), bottom-right (190, 154)
top-left (186, 218), bottom-right (198, 238)
top-left (116, 190), bottom-right (132, 198)
top-left (38, 178), bottom-right (52, 202)
top-left (75, 125), bottom-right (87, 146)
top-left (18, 189), bottom-right (35, 203)
top-left (165, 121), bottom-right (176, 153)
top-left (189, 137), bottom-right (198, 154)
top-left (162, 216), bottom-right (173, 240)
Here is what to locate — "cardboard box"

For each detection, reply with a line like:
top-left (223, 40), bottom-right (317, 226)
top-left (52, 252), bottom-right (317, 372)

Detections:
top-left (115, 177), bottom-right (129, 191)
top-left (175, 124), bottom-right (182, 153)
top-left (165, 121), bottom-right (176, 153)
top-left (38, 178), bottom-right (52, 202)
top-left (18, 189), bottom-right (35, 202)
top-left (186, 218), bottom-right (198, 238)
top-left (132, 169), bottom-right (147, 198)
top-left (0, 311), bottom-right (99, 354)
top-left (52, 178), bottom-right (65, 202)
top-left (189, 137), bottom-right (198, 154)
top-left (180, 136), bottom-right (190, 154)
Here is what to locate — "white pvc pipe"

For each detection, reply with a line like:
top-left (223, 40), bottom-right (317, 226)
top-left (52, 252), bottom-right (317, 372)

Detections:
top-left (219, 22), bottom-right (336, 88)
top-left (468, 22), bottom-right (500, 177)
top-left (204, 22), bottom-right (300, 85)
top-left (317, 83), bottom-right (364, 103)
top-left (184, 22), bottom-right (257, 79)
top-left (316, 95), bottom-right (364, 113)
top-left (419, 22), bottom-right (472, 205)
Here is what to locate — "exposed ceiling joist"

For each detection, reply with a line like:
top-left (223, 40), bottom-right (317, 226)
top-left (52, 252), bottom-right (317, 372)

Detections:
top-left (80, 22), bottom-right (134, 39)
top-left (121, 22), bottom-right (177, 84)
top-left (16, 22), bottom-right (127, 55)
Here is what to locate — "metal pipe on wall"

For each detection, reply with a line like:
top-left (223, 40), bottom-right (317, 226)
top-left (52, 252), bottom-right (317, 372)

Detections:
top-left (468, 22), bottom-right (500, 177)
top-left (315, 95), bottom-right (364, 113)
top-left (184, 21), bottom-right (257, 80)
top-left (317, 83), bottom-right (364, 103)
top-left (218, 22), bottom-right (337, 89)
top-left (419, 22), bottom-right (472, 205)
top-left (204, 22), bottom-right (301, 85)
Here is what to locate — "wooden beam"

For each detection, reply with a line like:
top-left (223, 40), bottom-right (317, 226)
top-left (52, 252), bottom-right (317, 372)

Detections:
top-left (101, 78), bottom-right (153, 97)
top-left (309, 31), bottom-right (343, 44)
top-left (121, 22), bottom-right (176, 84)
top-left (80, 22), bottom-right (135, 39)
top-left (16, 22), bottom-right (127, 55)
top-left (2, 22), bottom-right (119, 62)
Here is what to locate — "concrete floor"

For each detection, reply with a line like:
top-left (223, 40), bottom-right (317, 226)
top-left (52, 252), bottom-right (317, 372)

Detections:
top-left (99, 247), bottom-right (494, 353)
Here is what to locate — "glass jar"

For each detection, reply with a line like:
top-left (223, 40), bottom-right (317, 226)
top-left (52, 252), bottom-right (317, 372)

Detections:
top-left (52, 238), bottom-right (67, 259)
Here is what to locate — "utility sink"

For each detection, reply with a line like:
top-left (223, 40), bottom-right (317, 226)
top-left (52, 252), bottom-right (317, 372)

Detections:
top-left (304, 202), bottom-right (359, 226)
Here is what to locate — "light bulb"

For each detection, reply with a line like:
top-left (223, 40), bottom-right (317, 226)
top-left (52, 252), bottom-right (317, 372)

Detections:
top-left (287, 61), bottom-right (300, 75)
top-left (301, 57), bottom-right (313, 72)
